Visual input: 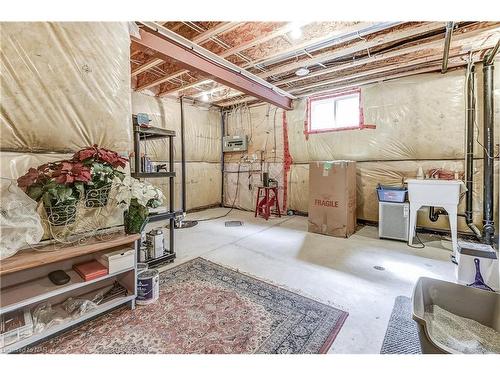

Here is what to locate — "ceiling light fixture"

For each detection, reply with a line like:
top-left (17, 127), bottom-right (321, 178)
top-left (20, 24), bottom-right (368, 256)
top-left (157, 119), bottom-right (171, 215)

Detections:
top-left (295, 67), bottom-right (310, 77)
top-left (200, 92), bottom-right (209, 102)
top-left (289, 22), bottom-right (304, 40)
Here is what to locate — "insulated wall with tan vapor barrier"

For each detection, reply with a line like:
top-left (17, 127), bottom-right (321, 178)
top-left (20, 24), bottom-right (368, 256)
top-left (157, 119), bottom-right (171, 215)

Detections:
top-left (1, 22), bottom-right (133, 154)
top-left (223, 104), bottom-right (286, 211)
top-left (224, 67), bottom-right (500, 234)
top-left (0, 22), bottom-right (222, 242)
top-left (0, 22), bottom-right (133, 235)
top-left (131, 92), bottom-right (222, 211)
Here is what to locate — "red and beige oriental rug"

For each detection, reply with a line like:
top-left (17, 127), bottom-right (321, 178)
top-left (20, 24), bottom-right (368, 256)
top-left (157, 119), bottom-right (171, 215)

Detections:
top-left (28, 258), bottom-right (348, 354)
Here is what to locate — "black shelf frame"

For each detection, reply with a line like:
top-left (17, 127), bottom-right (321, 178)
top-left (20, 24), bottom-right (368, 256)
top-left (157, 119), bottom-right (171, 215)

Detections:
top-left (133, 123), bottom-right (176, 265)
top-left (146, 252), bottom-right (176, 268)
top-left (131, 172), bottom-right (176, 179)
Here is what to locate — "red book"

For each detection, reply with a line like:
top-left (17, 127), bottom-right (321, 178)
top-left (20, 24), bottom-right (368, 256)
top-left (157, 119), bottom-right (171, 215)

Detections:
top-left (73, 260), bottom-right (108, 281)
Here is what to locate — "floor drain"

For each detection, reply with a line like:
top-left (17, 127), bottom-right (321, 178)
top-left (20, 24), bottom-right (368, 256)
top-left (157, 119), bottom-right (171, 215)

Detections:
top-left (373, 265), bottom-right (385, 271)
top-left (225, 220), bottom-right (243, 227)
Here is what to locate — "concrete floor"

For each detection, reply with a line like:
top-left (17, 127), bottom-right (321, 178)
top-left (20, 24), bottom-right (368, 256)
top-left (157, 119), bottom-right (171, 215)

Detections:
top-left (148, 208), bottom-right (457, 354)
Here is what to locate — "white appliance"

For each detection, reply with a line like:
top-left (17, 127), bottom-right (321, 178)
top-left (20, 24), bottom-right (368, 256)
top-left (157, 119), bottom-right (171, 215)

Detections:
top-left (97, 248), bottom-right (135, 274)
top-left (378, 202), bottom-right (410, 241)
top-left (406, 179), bottom-right (463, 257)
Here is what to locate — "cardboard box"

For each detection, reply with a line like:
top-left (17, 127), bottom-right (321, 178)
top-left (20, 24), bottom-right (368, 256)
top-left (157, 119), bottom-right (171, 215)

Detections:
top-left (308, 161), bottom-right (357, 238)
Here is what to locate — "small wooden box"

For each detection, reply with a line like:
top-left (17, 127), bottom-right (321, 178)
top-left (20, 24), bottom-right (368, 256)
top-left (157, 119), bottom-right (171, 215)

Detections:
top-left (97, 248), bottom-right (135, 274)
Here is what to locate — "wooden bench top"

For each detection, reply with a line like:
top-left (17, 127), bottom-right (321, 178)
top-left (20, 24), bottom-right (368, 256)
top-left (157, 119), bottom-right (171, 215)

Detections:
top-left (0, 233), bottom-right (140, 276)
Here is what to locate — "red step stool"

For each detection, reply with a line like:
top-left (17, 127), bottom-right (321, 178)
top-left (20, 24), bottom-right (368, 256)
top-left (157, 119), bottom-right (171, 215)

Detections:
top-left (255, 186), bottom-right (281, 220)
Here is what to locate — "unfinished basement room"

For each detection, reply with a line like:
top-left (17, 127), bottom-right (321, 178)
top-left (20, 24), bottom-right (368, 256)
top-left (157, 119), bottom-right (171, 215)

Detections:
top-left (1, 1), bottom-right (500, 371)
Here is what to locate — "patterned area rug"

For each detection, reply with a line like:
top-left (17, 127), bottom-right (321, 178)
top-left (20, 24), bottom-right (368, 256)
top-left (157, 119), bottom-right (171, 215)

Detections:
top-left (28, 258), bottom-right (348, 354)
top-left (380, 296), bottom-right (422, 354)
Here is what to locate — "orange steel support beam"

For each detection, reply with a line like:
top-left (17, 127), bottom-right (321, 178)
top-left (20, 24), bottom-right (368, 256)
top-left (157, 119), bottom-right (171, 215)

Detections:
top-left (132, 28), bottom-right (292, 110)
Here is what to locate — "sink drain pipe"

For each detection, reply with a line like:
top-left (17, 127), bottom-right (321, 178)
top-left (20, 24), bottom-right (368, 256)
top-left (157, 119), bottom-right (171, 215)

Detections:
top-left (427, 62), bottom-right (481, 240)
top-left (481, 44), bottom-right (498, 245)
top-left (464, 64), bottom-right (481, 239)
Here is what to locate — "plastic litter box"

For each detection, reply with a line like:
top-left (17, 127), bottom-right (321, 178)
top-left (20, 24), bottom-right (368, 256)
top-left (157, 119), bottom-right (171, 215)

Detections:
top-left (412, 277), bottom-right (500, 354)
top-left (376, 184), bottom-right (407, 203)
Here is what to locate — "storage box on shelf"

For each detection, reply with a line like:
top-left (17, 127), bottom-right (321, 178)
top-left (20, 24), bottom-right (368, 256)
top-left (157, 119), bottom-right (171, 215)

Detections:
top-left (0, 232), bottom-right (140, 353)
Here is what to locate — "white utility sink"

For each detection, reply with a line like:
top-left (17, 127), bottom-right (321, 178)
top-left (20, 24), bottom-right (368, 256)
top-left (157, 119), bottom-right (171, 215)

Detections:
top-left (406, 179), bottom-right (464, 259)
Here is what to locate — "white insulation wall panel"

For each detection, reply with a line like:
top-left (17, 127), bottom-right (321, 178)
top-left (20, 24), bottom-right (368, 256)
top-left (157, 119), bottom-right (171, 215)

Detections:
top-left (148, 162), bottom-right (222, 211)
top-left (224, 104), bottom-right (285, 164)
top-left (0, 22), bottom-right (222, 236)
top-left (1, 22), bottom-right (133, 153)
top-left (0, 22), bottom-right (133, 239)
top-left (286, 70), bottom-right (494, 163)
top-left (0, 152), bottom-right (126, 236)
top-left (224, 104), bottom-right (286, 211)
top-left (131, 92), bottom-right (223, 210)
top-left (223, 162), bottom-right (284, 211)
top-left (224, 67), bottom-right (500, 233)
top-left (289, 160), bottom-right (498, 233)
top-left (131, 92), bottom-right (221, 163)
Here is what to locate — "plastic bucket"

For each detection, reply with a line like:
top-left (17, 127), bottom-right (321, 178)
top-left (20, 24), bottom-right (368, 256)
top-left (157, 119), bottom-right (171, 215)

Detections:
top-left (376, 185), bottom-right (407, 203)
top-left (136, 269), bottom-right (159, 305)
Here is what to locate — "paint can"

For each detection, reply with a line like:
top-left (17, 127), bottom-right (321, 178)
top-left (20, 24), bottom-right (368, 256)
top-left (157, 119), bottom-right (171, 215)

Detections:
top-left (136, 269), bottom-right (159, 305)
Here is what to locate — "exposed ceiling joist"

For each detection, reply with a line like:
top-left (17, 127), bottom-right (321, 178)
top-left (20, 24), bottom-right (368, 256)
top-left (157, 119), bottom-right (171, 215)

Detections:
top-left (257, 22), bottom-right (448, 79)
top-left (217, 96), bottom-right (257, 107)
top-left (222, 59), bottom-right (470, 107)
top-left (131, 54), bottom-right (163, 77)
top-left (198, 23), bottom-right (500, 104)
top-left (165, 22), bottom-right (390, 96)
top-left (132, 25), bottom-right (293, 110)
top-left (146, 22), bottom-right (297, 95)
top-left (216, 22), bottom-right (298, 59)
top-left (175, 79), bottom-right (214, 93)
top-left (133, 22), bottom-right (242, 85)
top-left (289, 55), bottom-right (468, 94)
top-left (245, 22), bottom-right (395, 68)
top-left (275, 23), bottom-right (500, 87)
top-left (295, 61), bottom-right (470, 98)
top-left (192, 21), bottom-right (243, 42)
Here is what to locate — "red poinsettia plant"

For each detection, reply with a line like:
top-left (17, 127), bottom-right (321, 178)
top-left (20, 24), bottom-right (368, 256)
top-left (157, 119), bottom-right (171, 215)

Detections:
top-left (72, 145), bottom-right (128, 189)
top-left (18, 160), bottom-right (91, 207)
top-left (17, 145), bottom-right (127, 208)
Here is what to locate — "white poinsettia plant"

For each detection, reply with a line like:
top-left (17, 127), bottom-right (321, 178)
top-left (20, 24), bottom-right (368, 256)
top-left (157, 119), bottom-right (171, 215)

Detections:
top-left (114, 176), bottom-right (164, 208)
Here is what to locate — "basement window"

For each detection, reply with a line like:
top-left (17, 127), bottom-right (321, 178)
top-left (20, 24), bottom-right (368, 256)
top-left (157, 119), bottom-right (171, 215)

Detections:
top-left (307, 89), bottom-right (364, 133)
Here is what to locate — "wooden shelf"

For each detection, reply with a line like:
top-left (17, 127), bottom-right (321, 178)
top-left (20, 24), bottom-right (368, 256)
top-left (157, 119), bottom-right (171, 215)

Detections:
top-left (0, 267), bottom-right (135, 314)
top-left (2, 294), bottom-right (135, 353)
top-left (0, 233), bottom-right (140, 277)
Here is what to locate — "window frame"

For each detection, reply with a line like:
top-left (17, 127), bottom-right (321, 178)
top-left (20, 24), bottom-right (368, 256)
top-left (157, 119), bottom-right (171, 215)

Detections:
top-left (306, 89), bottom-right (364, 134)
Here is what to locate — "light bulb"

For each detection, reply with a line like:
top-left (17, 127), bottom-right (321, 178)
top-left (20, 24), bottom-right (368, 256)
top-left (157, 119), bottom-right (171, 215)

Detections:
top-left (289, 22), bottom-right (304, 40)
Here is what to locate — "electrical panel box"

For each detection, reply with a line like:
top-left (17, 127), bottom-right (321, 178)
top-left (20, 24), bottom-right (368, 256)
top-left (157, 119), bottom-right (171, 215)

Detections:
top-left (223, 135), bottom-right (248, 152)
